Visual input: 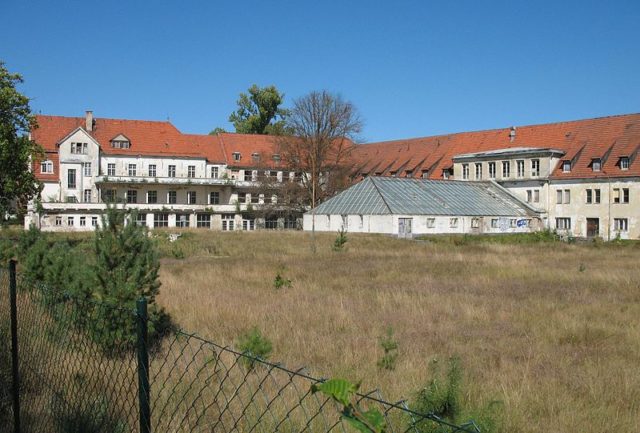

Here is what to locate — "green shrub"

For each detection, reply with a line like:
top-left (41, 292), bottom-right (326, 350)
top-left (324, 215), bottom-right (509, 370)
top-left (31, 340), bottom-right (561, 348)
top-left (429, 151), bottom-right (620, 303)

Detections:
top-left (411, 357), bottom-right (502, 433)
top-left (377, 326), bottom-right (399, 371)
top-left (0, 237), bottom-right (14, 265)
top-left (273, 265), bottom-right (292, 289)
top-left (22, 235), bottom-right (49, 285)
top-left (237, 326), bottom-right (273, 370)
top-left (332, 227), bottom-right (348, 251)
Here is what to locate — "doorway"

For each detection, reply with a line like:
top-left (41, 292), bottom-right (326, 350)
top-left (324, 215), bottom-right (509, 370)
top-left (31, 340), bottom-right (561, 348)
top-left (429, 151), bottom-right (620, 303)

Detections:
top-left (586, 218), bottom-right (599, 238)
top-left (398, 218), bottom-right (413, 238)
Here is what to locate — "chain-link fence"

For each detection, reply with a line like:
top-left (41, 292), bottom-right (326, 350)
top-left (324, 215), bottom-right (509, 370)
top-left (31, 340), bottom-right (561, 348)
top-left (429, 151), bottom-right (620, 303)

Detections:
top-left (0, 262), bottom-right (479, 433)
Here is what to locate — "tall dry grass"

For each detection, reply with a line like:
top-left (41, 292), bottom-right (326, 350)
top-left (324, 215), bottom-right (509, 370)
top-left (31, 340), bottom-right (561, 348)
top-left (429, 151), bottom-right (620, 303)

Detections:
top-left (155, 231), bottom-right (640, 433)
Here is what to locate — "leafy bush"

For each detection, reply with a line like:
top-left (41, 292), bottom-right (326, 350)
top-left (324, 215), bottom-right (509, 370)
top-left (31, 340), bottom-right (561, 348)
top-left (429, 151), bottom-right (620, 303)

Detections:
top-left (377, 327), bottom-right (399, 371)
top-left (273, 265), bottom-right (292, 289)
top-left (237, 326), bottom-right (273, 370)
top-left (411, 357), bottom-right (502, 433)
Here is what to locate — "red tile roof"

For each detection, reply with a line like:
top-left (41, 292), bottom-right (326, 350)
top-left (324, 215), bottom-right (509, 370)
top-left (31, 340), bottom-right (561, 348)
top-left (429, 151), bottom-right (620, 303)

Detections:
top-left (352, 113), bottom-right (640, 180)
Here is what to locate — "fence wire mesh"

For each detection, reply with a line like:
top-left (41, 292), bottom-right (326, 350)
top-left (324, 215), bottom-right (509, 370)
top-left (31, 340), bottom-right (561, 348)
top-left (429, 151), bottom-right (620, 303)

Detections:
top-left (0, 265), bottom-right (479, 433)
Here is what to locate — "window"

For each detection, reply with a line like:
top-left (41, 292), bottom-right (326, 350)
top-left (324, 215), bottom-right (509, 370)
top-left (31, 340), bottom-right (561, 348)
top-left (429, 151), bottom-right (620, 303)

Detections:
top-left (614, 218), bottom-right (628, 232)
top-left (527, 190), bottom-right (532, 203)
top-left (196, 214), bottom-right (211, 228)
top-left (251, 194), bottom-right (259, 204)
top-left (488, 162), bottom-right (496, 179)
top-left (67, 216), bottom-right (74, 226)
top-left (562, 160), bottom-right (571, 172)
top-left (107, 163), bottom-right (116, 176)
top-left (591, 158), bottom-right (601, 172)
top-left (126, 190), bottom-right (137, 204)
top-left (66, 195), bottom-right (78, 203)
top-left (244, 170), bottom-right (252, 182)
top-left (613, 188), bottom-right (629, 204)
top-left (102, 189), bottom-right (116, 203)
top-left (40, 161), bottom-right (53, 174)
top-left (442, 169), bottom-right (450, 180)
top-left (112, 140), bottom-right (130, 149)
top-left (502, 161), bottom-right (510, 178)
top-left (148, 164), bottom-right (156, 177)
top-left (475, 163), bottom-right (482, 180)
top-left (91, 216), bottom-right (98, 227)
top-left (79, 217), bottom-right (86, 227)
top-left (242, 219), bottom-right (255, 230)
top-left (154, 213), bottom-right (169, 228)
top-left (534, 190), bottom-right (540, 203)
top-left (491, 218), bottom-right (498, 228)
top-left (462, 164), bottom-right (469, 180)
top-left (232, 152), bottom-right (241, 161)
top-left (238, 192), bottom-right (248, 204)
top-left (556, 218), bottom-right (571, 230)
top-left (71, 142), bottom-right (87, 154)
top-left (510, 219), bottom-right (517, 228)
top-left (168, 165), bottom-right (176, 177)
top-left (421, 170), bottom-right (429, 179)
top-left (251, 153), bottom-right (260, 163)
top-left (406, 170), bottom-right (413, 178)
top-left (516, 160), bottom-right (525, 178)
top-left (556, 189), bottom-right (570, 204)
top-left (586, 189), bottom-right (601, 204)
top-left (272, 154), bottom-right (281, 163)
top-left (176, 214), bottom-right (190, 228)
top-left (135, 213), bottom-right (147, 226)
top-left (211, 166), bottom-right (219, 178)
top-left (471, 218), bottom-right (480, 228)
top-left (83, 162), bottom-right (92, 176)
top-left (128, 164), bottom-right (137, 176)
top-left (147, 191), bottom-right (157, 204)
top-left (620, 156), bottom-right (630, 170)
top-left (55, 216), bottom-right (62, 226)
top-left (231, 170), bottom-right (239, 180)
top-left (83, 189), bottom-right (92, 203)
top-left (67, 169), bottom-right (77, 189)
top-left (222, 214), bottom-right (235, 231)
top-left (531, 159), bottom-right (540, 177)
top-left (209, 191), bottom-right (220, 205)
top-left (187, 191), bottom-right (197, 204)
top-left (426, 218), bottom-right (435, 228)
top-left (167, 191), bottom-right (177, 204)
top-left (188, 165), bottom-right (196, 178)
top-left (449, 218), bottom-right (458, 228)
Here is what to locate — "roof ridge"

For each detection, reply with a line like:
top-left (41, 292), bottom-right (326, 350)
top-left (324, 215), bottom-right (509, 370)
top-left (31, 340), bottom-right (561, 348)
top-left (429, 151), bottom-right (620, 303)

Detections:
top-left (363, 112), bottom-right (640, 145)
top-left (368, 177), bottom-right (393, 213)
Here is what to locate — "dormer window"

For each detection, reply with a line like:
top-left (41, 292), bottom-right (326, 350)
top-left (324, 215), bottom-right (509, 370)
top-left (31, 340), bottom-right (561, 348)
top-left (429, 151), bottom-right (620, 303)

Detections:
top-left (620, 156), bottom-right (630, 170)
top-left (562, 160), bottom-right (571, 173)
top-left (421, 170), bottom-right (429, 179)
top-left (272, 153), bottom-right (281, 162)
top-left (591, 158), bottom-right (601, 172)
top-left (110, 134), bottom-right (130, 149)
top-left (442, 169), bottom-right (450, 179)
top-left (251, 152), bottom-right (260, 163)
top-left (40, 160), bottom-right (54, 174)
top-left (232, 152), bottom-right (241, 161)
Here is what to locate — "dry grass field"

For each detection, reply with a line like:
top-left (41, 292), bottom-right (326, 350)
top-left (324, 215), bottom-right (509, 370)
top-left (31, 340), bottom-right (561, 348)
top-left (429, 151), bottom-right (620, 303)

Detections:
top-left (154, 230), bottom-right (640, 433)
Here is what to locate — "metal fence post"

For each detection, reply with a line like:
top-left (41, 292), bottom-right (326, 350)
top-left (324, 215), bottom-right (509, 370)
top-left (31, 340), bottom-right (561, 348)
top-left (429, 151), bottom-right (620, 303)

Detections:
top-left (136, 298), bottom-right (151, 433)
top-left (9, 260), bottom-right (21, 433)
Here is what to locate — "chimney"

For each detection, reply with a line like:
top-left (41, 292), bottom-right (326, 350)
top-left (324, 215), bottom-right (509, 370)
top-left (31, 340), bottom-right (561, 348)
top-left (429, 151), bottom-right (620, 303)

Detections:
top-left (85, 110), bottom-right (94, 132)
top-left (509, 126), bottom-right (516, 142)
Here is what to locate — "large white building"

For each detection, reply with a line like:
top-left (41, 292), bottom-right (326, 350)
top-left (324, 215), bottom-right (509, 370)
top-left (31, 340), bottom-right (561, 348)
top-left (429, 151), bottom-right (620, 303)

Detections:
top-left (28, 111), bottom-right (640, 239)
top-left (27, 112), bottom-right (303, 231)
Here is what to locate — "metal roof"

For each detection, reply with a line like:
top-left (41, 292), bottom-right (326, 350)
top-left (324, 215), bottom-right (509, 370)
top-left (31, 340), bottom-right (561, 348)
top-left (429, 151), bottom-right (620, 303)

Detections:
top-left (310, 177), bottom-right (539, 217)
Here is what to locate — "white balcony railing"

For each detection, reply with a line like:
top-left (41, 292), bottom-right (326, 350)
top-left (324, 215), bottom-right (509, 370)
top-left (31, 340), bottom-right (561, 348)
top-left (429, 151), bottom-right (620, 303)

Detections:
top-left (95, 176), bottom-right (236, 186)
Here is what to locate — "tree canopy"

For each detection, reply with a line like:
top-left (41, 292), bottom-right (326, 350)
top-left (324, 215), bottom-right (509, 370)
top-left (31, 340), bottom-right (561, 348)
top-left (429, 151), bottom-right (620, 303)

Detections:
top-left (228, 84), bottom-right (289, 135)
top-left (280, 90), bottom-right (362, 209)
top-left (0, 61), bottom-right (42, 218)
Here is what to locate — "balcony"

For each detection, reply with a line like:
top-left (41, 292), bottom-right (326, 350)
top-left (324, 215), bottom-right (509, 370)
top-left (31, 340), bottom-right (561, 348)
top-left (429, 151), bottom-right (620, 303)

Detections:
top-left (95, 175), bottom-right (236, 186)
top-left (40, 202), bottom-right (240, 213)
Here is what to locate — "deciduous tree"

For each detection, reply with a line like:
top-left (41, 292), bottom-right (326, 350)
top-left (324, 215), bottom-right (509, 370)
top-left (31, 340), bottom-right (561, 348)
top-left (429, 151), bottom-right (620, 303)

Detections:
top-left (228, 84), bottom-right (289, 135)
top-left (0, 62), bottom-right (42, 219)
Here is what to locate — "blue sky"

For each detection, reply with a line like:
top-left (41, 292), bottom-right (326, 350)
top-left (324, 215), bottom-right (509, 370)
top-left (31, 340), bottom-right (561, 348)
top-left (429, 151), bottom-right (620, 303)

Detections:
top-left (3, 0), bottom-right (639, 142)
